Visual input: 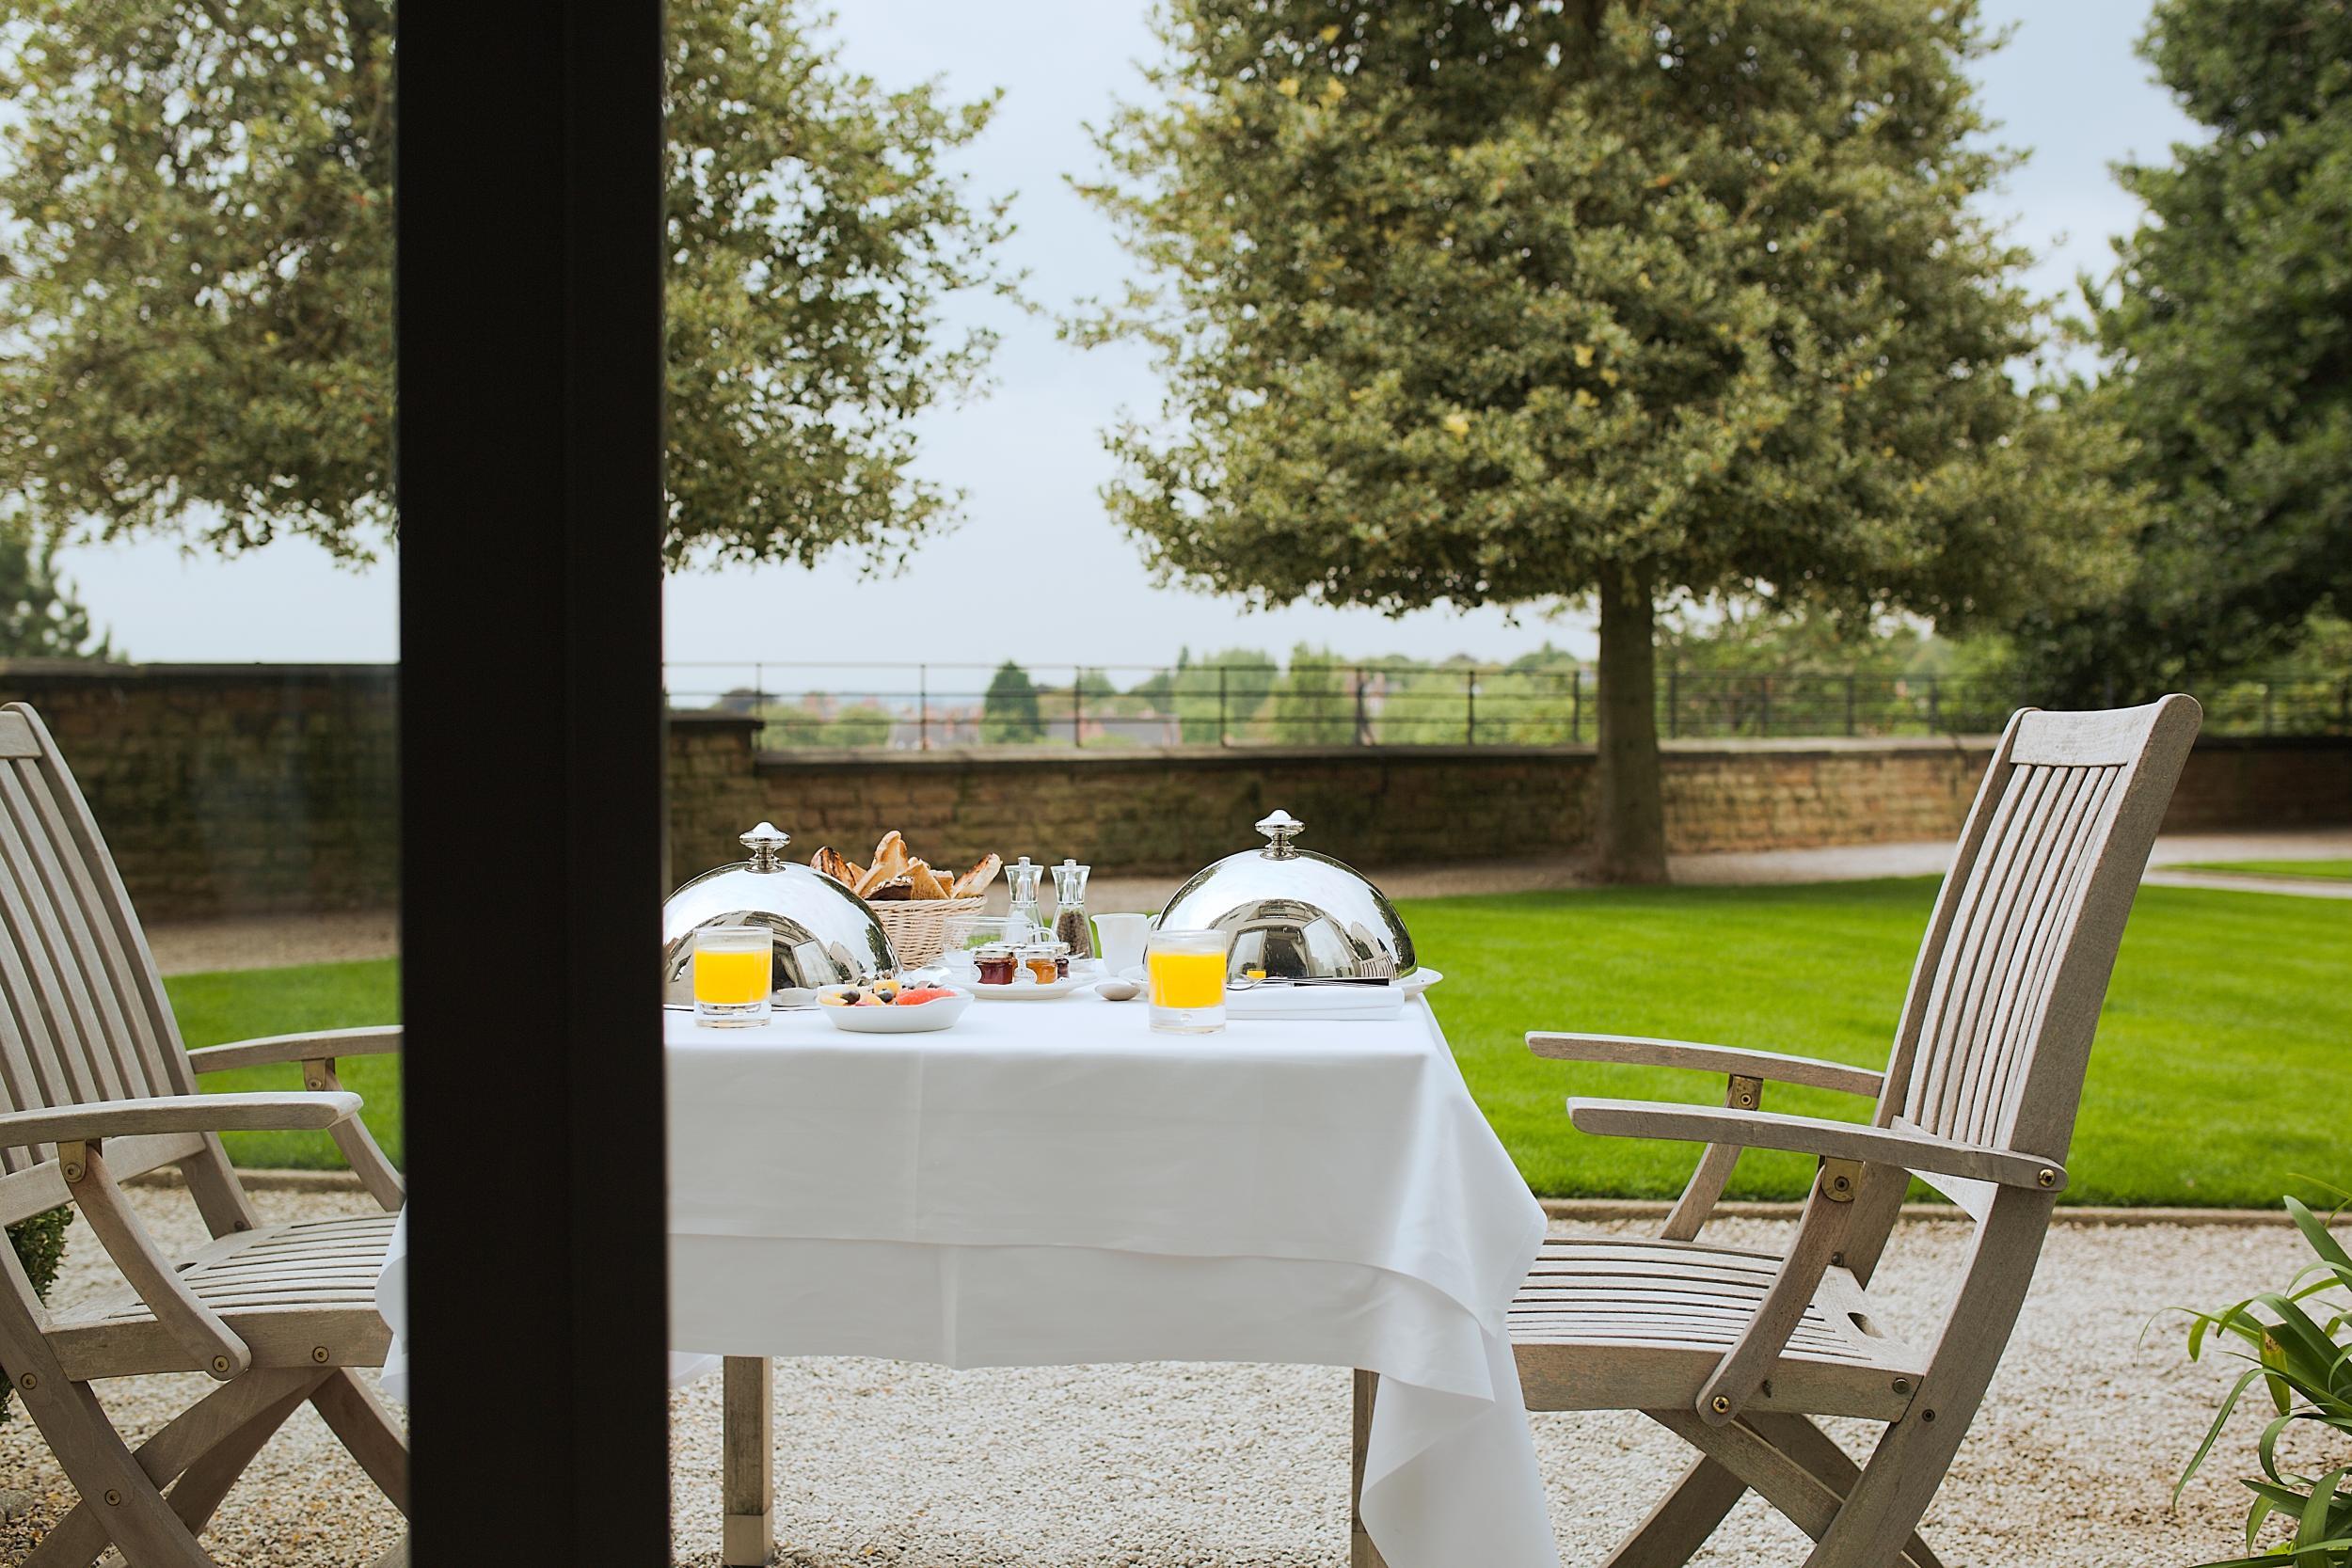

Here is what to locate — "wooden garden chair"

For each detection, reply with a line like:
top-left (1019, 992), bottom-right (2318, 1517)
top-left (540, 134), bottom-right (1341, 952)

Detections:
top-left (1352, 696), bottom-right (2201, 1568)
top-left (0, 702), bottom-right (407, 1567)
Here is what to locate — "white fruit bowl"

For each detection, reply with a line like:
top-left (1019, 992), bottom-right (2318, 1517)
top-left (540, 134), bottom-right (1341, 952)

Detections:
top-left (816, 986), bottom-right (975, 1034)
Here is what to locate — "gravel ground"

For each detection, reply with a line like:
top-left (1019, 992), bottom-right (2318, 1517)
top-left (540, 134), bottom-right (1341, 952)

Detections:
top-left (0, 1189), bottom-right (2312, 1566)
top-left (146, 910), bottom-right (400, 976)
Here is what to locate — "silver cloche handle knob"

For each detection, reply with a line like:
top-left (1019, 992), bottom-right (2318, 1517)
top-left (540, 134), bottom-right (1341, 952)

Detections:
top-left (739, 821), bottom-right (791, 871)
top-left (1255, 809), bottom-right (1304, 856)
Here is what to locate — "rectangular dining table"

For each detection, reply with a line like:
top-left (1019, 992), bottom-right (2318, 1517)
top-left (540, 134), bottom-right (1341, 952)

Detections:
top-left (665, 990), bottom-right (1562, 1568)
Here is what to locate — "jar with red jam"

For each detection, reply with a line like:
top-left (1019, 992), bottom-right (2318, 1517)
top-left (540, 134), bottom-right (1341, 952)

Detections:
top-left (974, 942), bottom-right (1017, 986)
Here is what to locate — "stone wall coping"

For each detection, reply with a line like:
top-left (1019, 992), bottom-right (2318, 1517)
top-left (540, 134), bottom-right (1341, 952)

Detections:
top-left (742, 730), bottom-right (2347, 771)
top-left (750, 735), bottom-right (2010, 770)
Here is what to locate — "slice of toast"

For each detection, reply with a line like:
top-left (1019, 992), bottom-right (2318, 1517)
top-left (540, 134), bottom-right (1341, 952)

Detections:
top-left (810, 847), bottom-right (859, 887)
top-left (905, 860), bottom-right (950, 901)
top-left (854, 832), bottom-right (910, 897)
top-left (950, 852), bottom-right (1003, 900)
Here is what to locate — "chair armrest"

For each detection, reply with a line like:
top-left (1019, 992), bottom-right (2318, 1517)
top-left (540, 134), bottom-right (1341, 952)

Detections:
top-left (185, 1025), bottom-right (402, 1076)
top-left (1526, 1034), bottom-right (1883, 1098)
top-left (0, 1091), bottom-right (362, 1153)
top-left (186, 1032), bottom-right (407, 1212)
top-left (1565, 1097), bottom-right (2065, 1192)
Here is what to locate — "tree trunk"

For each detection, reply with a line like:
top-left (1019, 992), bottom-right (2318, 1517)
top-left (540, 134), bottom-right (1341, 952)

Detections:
top-left (1595, 565), bottom-right (1667, 883)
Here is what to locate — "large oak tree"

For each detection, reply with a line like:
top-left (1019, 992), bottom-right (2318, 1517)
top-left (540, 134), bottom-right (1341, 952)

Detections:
top-left (0, 0), bottom-right (1013, 569)
top-left (1081, 0), bottom-right (2127, 879)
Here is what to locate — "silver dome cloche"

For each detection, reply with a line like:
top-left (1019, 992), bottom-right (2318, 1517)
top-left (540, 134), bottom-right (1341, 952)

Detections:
top-left (661, 822), bottom-right (898, 1004)
top-left (1155, 810), bottom-right (1414, 981)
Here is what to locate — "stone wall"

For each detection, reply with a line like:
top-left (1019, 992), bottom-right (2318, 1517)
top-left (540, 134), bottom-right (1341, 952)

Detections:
top-left (742, 732), bottom-right (2352, 876)
top-left (4, 663), bottom-right (2344, 919)
top-left (0, 662), bottom-right (400, 921)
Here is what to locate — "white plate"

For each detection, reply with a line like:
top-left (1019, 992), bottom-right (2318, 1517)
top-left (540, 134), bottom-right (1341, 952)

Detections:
top-left (816, 986), bottom-right (975, 1033)
top-left (968, 974), bottom-right (1088, 1001)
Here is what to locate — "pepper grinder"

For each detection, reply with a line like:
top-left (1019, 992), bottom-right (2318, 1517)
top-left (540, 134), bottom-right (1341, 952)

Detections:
top-left (1005, 856), bottom-right (1045, 945)
top-left (1051, 858), bottom-right (1094, 960)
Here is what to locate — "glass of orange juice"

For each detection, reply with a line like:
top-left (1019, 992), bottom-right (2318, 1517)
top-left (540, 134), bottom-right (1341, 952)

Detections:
top-left (1147, 927), bottom-right (1231, 1035)
top-left (692, 925), bottom-right (772, 1028)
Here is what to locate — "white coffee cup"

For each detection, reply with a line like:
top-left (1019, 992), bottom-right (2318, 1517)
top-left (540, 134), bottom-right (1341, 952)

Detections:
top-left (1092, 912), bottom-right (1152, 975)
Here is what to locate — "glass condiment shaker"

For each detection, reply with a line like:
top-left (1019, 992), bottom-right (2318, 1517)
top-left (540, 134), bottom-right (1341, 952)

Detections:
top-left (1005, 856), bottom-right (1045, 944)
top-left (1051, 858), bottom-right (1094, 960)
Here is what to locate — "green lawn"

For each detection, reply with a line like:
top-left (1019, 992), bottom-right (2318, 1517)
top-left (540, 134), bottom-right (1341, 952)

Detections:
top-left (1406, 879), bottom-right (2350, 1208)
top-left (168, 958), bottom-right (402, 1170)
top-left (167, 879), bottom-right (2348, 1206)
top-left (2179, 858), bottom-right (2352, 882)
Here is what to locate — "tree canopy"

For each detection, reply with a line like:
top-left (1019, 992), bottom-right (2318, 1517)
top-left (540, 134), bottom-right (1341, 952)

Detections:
top-left (0, 0), bottom-right (1014, 569)
top-left (1080, 0), bottom-right (2129, 878)
top-left (2010, 0), bottom-right (2352, 700)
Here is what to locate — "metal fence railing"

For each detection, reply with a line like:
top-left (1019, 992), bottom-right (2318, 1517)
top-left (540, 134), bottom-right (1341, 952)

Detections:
top-left (662, 661), bottom-right (2352, 753)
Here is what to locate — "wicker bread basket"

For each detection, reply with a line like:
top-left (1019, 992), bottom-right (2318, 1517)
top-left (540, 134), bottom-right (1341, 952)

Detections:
top-left (867, 895), bottom-right (987, 970)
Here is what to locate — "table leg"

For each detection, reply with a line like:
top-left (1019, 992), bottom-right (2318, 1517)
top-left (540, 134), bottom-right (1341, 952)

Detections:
top-left (723, 1355), bottom-right (774, 1567)
top-left (1351, 1369), bottom-right (1389, 1568)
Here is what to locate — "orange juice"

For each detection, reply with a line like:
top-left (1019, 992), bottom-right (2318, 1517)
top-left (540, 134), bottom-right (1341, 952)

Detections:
top-left (693, 947), bottom-right (770, 1006)
top-left (1148, 947), bottom-right (1227, 1009)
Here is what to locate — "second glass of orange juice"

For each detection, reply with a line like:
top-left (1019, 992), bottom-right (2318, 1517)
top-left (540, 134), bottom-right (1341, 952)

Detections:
top-left (1147, 927), bottom-right (1231, 1035)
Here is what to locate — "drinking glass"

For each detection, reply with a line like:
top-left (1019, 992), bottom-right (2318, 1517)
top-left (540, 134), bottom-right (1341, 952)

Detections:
top-left (1092, 912), bottom-right (1151, 975)
top-left (1147, 927), bottom-right (1231, 1035)
top-left (692, 925), bottom-right (772, 1027)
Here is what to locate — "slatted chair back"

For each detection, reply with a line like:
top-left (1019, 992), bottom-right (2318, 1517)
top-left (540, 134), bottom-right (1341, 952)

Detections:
top-left (0, 703), bottom-right (222, 1227)
top-left (1875, 697), bottom-right (2201, 1184)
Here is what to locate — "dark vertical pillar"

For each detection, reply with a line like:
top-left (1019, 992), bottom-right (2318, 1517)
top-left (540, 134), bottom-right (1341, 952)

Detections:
top-left (397, 0), bottom-right (669, 1559)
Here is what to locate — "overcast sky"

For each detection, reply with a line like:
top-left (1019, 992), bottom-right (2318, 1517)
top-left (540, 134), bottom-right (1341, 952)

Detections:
top-left (51, 0), bottom-right (2197, 690)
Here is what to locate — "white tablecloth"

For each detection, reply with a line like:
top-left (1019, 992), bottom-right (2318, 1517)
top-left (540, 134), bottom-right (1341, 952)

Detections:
top-left (666, 994), bottom-right (1559, 1568)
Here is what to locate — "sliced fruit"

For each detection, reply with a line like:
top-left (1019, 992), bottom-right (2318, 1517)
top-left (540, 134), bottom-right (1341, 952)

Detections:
top-left (896, 987), bottom-right (957, 1005)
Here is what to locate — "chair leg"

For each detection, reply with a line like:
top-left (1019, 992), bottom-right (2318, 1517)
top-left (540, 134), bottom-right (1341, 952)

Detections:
top-left (1650, 1411), bottom-right (1944, 1568)
top-left (1804, 1197), bottom-right (2050, 1568)
top-left (1801, 1404), bottom-right (1979, 1568)
top-left (1350, 1370), bottom-right (1388, 1568)
top-left (1744, 1415), bottom-right (1942, 1568)
top-left (15, 1376), bottom-right (215, 1568)
top-left (28, 1370), bottom-right (327, 1568)
top-left (1599, 1450), bottom-right (1748, 1568)
top-left (310, 1370), bottom-right (410, 1514)
top-left (162, 1376), bottom-right (324, 1536)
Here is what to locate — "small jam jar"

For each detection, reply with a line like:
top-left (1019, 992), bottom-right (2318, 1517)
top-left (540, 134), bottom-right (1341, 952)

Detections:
top-left (1019, 942), bottom-right (1060, 985)
top-left (974, 942), bottom-right (1017, 986)
top-left (1051, 942), bottom-right (1072, 980)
